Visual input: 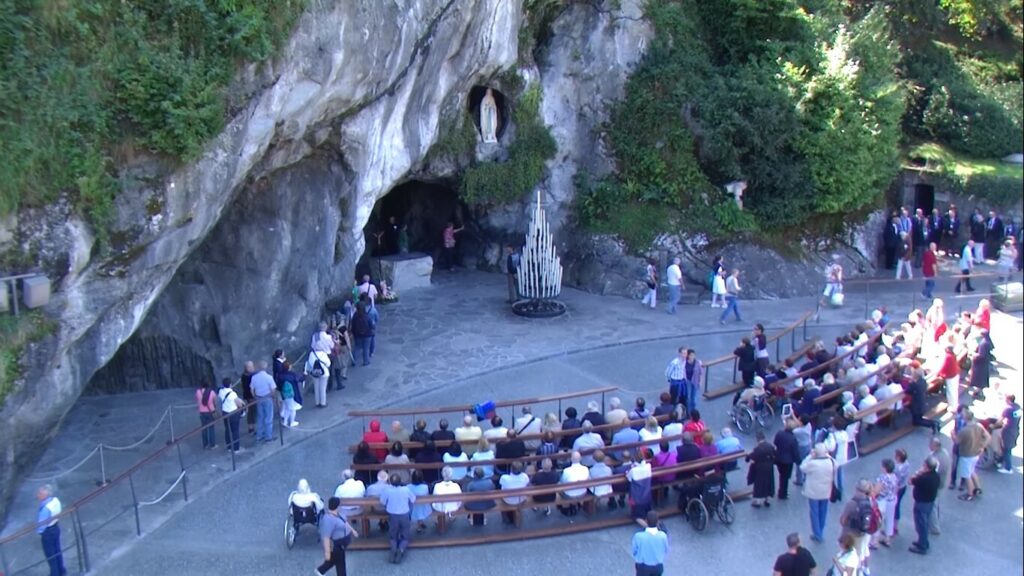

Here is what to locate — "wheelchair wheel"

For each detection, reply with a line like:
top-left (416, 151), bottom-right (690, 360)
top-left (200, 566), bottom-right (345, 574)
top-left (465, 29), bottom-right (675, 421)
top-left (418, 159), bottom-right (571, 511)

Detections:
top-left (733, 405), bottom-right (754, 434)
top-left (717, 493), bottom-right (736, 525)
top-left (285, 515), bottom-right (296, 549)
top-left (686, 498), bottom-right (708, 532)
top-left (756, 403), bottom-right (775, 430)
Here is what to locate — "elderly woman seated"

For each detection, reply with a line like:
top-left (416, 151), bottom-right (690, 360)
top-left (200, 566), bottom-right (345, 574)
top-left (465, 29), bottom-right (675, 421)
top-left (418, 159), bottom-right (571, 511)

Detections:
top-left (431, 466), bottom-right (463, 518)
top-left (288, 478), bottom-right (324, 525)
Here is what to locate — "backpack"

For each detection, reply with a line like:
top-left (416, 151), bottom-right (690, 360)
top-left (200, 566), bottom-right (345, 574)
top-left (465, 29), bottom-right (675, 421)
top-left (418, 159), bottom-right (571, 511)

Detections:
top-left (309, 352), bottom-right (325, 378)
top-left (847, 496), bottom-right (880, 534)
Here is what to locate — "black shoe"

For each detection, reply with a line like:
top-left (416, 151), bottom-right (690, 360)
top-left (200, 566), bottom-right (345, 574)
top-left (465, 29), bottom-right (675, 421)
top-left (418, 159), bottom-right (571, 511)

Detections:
top-left (908, 545), bottom-right (927, 555)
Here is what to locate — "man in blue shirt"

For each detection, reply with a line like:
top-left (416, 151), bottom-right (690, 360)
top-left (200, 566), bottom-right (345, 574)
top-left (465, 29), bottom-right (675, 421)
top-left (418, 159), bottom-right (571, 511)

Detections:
top-left (632, 510), bottom-right (669, 575)
top-left (248, 362), bottom-right (277, 442)
top-left (36, 484), bottom-right (65, 576)
top-left (379, 474), bottom-right (416, 564)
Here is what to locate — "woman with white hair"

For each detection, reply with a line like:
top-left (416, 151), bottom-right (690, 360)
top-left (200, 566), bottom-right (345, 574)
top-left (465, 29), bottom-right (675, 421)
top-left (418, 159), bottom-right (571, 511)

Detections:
top-left (431, 466), bottom-right (463, 517)
top-left (800, 442), bottom-right (835, 542)
top-left (288, 479), bottom-right (325, 530)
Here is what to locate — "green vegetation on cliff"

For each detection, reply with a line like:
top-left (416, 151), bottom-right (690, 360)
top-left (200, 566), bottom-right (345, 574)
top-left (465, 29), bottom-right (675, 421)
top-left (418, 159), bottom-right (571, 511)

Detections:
top-left (578, 0), bottom-right (1022, 248)
top-left (0, 0), bottom-right (304, 236)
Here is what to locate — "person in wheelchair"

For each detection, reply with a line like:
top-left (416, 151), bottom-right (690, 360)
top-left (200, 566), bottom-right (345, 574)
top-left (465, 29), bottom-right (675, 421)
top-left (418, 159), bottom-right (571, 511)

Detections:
top-left (737, 377), bottom-right (767, 407)
top-left (289, 478), bottom-right (325, 527)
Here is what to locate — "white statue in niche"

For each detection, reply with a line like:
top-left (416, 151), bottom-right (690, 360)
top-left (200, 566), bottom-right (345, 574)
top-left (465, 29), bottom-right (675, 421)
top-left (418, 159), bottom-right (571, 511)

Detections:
top-left (479, 88), bottom-right (499, 143)
top-left (725, 181), bottom-right (747, 210)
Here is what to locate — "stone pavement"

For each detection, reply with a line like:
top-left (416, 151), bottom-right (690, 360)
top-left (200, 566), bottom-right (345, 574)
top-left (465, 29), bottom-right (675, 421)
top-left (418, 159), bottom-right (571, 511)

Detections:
top-left (1, 268), bottom-right (1021, 575)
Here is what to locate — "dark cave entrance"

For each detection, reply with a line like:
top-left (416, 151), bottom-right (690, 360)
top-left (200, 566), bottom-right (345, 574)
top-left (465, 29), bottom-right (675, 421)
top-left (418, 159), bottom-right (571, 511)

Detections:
top-left (86, 334), bottom-right (215, 395)
top-left (359, 179), bottom-right (479, 277)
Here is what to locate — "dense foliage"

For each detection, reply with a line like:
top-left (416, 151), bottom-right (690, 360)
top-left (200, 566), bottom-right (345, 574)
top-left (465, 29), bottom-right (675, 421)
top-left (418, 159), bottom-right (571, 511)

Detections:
top-left (578, 0), bottom-right (906, 245)
top-left (579, 0), bottom-right (1022, 248)
top-left (0, 0), bottom-right (304, 235)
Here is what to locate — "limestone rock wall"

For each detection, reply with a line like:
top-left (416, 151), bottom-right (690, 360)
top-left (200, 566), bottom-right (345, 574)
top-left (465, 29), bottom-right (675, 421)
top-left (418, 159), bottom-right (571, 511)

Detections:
top-left (0, 0), bottom-right (520, 520)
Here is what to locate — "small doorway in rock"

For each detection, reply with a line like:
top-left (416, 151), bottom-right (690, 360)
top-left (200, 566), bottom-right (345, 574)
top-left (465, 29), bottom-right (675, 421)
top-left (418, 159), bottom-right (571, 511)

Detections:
top-left (914, 184), bottom-right (935, 215)
top-left (358, 180), bottom-right (471, 277)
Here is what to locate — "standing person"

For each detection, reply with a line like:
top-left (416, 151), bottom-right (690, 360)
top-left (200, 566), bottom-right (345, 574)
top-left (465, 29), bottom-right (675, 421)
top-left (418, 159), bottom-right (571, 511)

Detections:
top-left (664, 346), bottom-right (687, 408)
top-left (683, 349), bottom-right (703, 414)
top-left (217, 378), bottom-right (243, 453)
top-left (893, 448), bottom-right (911, 529)
top-left (306, 347), bottom-right (332, 409)
top-left (929, 344), bottom-right (961, 416)
top-left (970, 208), bottom-right (986, 263)
top-left (753, 324), bottom-right (770, 374)
top-left (357, 275), bottom-right (379, 306)
top-left (774, 420), bottom-right (800, 500)
top-left (926, 437), bottom-right (950, 535)
top-left (505, 244), bottom-right (521, 303)
top-left (240, 361), bottom-right (256, 434)
top-left (332, 326), bottom-right (350, 389)
top-left (732, 337), bottom-right (757, 405)
top-left (712, 267), bottom-right (727, 309)
top-left (998, 394), bottom-right (1021, 474)
top-left (913, 209), bottom-right (928, 268)
top-left (872, 459), bottom-right (898, 548)
top-left (830, 533), bottom-right (861, 576)
top-left (249, 361), bottom-right (277, 443)
top-left (747, 431), bottom-right (777, 508)
top-left (665, 257), bottom-right (682, 315)
top-left (942, 207), bottom-right (960, 257)
top-left (883, 215), bottom-right (900, 270)
top-left (800, 443), bottom-right (835, 542)
top-left (379, 473), bottom-right (416, 564)
top-left (824, 417), bottom-right (851, 501)
top-left (838, 479), bottom-right (873, 574)
top-left (315, 497), bottom-right (359, 576)
top-left (631, 510), bottom-right (669, 576)
top-left (908, 457), bottom-right (941, 555)
top-left (956, 410), bottom-right (990, 501)
top-left (953, 240), bottom-right (976, 294)
top-left (196, 380), bottom-right (218, 450)
top-left (440, 221), bottom-right (464, 272)
top-left (641, 258), bottom-right (659, 309)
top-left (820, 254), bottom-right (844, 311)
top-left (985, 210), bottom-right (1004, 263)
top-left (997, 238), bottom-right (1018, 281)
top-left (719, 269), bottom-right (743, 325)
top-left (921, 242), bottom-right (938, 299)
top-left (350, 303), bottom-right (373, 367)
top-left (278, 370), bottom-right (299, 428)
top-left (35, 484), bottom-right (65, 576)
top-left (772, 533), bottom-right (817, 576)
top-left (896, 232), bottom-right (913, 280)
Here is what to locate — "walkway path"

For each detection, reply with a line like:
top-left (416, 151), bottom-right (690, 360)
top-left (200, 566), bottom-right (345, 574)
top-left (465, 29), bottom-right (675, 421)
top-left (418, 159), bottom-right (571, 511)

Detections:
top-left (2, 269), bottom-right (1021, 575)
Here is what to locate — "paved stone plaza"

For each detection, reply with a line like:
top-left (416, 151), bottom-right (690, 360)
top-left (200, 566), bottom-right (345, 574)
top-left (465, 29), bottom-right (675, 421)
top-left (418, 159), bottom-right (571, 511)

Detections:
top-left (3, 271), bottom-right (1022, 575)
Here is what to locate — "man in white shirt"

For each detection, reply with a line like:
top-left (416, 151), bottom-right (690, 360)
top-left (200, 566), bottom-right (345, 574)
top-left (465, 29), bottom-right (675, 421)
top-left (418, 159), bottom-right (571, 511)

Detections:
top-left (482, 416), bottom-right (509, 442)
top-left (432, 466), bottom-right (463, 517)
top-left (334, 469), bottom-right (366, 518)
top-left (605, 397), bottom-right (629, 427)
top-left (560, 451), bottom-right (591, 514)
top-left (514, 407), bottom-right (542, 451)
top-left (666, 258), bottom-right (683, 315)
top-left (310, 321), bottom-right (335, 353)
top-left (357, 274), bottom-right (379, 305)
top-left (572, 421), bottom-right (606, 466)
top-left (499, 461), bottom-right (531, 524)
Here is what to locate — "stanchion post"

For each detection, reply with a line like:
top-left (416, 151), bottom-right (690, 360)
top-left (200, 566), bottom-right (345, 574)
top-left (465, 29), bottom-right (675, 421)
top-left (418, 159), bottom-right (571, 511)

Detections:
top-left (74, 508), bottom-right (90, 573)
top-left (129, 473), bottom-right (141, 537)
top-left (278, 408), bottom-right (284, 446)
top-left (703, 364), bottom-right (710, 396)
top-left (99, 444), bottom-right (108, 486)
top-left (181, 472), bottom-right (189, 503)
top-left (731, 357), bottom-right (738, 385)
top-left (167, 409), bottom-right (175, 445)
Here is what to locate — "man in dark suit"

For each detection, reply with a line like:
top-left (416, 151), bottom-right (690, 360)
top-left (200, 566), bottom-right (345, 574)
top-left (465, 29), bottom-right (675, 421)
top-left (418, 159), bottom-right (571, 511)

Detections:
top-left (986, 210), bottom-right (1004, 264)
top-left (970, 208), bottom-right (986, 263)
top-left (942, 208), bottom-right (960, 257)
top-left (913, 209), bottom-right (928, 268)
top-left (883, 216), bottom-right (900, 269)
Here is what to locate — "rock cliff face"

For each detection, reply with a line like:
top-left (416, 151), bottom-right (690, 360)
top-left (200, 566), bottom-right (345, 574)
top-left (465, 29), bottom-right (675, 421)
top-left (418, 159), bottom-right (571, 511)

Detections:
top-left (1, 0), bottom-right (520, 519)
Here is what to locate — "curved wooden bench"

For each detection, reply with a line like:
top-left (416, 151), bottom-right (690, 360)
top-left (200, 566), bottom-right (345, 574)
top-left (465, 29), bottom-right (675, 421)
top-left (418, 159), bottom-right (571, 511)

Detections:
top-left (341, 451), bottom-right (748, 549)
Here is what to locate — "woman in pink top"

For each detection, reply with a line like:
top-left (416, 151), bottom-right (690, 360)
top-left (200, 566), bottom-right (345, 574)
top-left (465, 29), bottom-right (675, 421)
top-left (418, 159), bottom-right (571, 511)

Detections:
top-left (195, 381), bottom-right (218, 450)
top-left (651, 441), bottom-right (677, 484)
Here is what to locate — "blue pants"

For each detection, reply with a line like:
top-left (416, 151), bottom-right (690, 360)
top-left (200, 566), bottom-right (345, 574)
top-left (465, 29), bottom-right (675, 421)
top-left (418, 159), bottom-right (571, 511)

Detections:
top-left (720, 295), bottom-right (741, 322)
top-left (224, 411), bottom-right (241, 451)
top-left (686, 380), bottom-right (699, 412)
top-left (200, 412), bottom-right (216, 448)
top-left (913, 501), bottom-right (934, 551)
top-left (370, 335), bottom-right (376, 358)
top-left (667, 285), bottom-right (680, 314)
top-left (668, 379), bottom-right (685, 406)
top-left (356, 336), bottom-right (371, 365)
top-left (1002, 439), bottom-right (1014, 471)
top-left (923, 278), bottom-right (935, 298)
top-left (255, 396), bottom-right (274, 441)
top-left (808, 498), bottom-right (828, 541)
top-left (40, 525), bottom-right (65, 576)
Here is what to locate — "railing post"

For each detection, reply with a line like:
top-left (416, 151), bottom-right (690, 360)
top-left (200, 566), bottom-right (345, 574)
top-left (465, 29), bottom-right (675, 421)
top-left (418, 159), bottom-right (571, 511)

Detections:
top-left (167, 409), bottom-right (175, 444)
top-left (278, 407), bottom-right (284, 446)
top-left (229, 416), bottom-right (237, 472)
top-left (802, 317), bottom-right (808, 342)
top-left (74, 508), bottom-right (90, 573)
top-left (129, 473), bottom-right (141, 537)
top-left (775, 337), bottom-right (781, 363)
top-left (181, 472), bottom-right (189, 503)
top-left (703, 365), bottom-right (709, 395)
top-left (98, 444), bottom-right (108, 486)
top-left (731, 357), bottom-right (738, 385)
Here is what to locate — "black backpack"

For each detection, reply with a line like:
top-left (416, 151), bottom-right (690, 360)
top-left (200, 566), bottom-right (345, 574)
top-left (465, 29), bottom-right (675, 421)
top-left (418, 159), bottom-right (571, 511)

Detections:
top-left (309, 352), bottom-right (325, 378)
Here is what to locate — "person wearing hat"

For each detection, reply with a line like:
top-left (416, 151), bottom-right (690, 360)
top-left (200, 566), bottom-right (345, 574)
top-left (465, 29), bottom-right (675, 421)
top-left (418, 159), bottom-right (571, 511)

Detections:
top-left (800, 443), bottom-right (836, 542)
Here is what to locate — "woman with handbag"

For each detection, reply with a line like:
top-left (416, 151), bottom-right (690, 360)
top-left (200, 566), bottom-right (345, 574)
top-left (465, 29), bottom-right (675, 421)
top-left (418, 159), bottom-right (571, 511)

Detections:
top-left (641, 259), bottom-right (658, 309)
top-left (828, 533), bottom-right (860, 576)
top-left (800, 443), bottom-right (836, 542)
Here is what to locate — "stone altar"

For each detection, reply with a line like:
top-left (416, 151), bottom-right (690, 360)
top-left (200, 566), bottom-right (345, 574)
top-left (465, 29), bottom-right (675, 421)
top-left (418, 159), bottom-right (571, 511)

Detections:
top-left (373, 253), bottom-right (434, 293)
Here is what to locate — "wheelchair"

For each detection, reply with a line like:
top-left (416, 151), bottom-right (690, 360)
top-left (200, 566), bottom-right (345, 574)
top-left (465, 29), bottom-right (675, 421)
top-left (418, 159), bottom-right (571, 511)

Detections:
top-left (729, 395), bottom-right (775, 435)
top-left (679, 474), bottom-right (735, 532)
top-left (285, 501), bottom-right (322, 549)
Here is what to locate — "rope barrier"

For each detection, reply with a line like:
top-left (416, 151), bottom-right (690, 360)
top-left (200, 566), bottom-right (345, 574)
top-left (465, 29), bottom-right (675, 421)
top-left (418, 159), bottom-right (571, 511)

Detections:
top-left (137, 470), bottom-right (186, 507)
top-left (101, 409), bottom-right (171, 452)
top-left (26, 446), bottom-right (100, 482)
